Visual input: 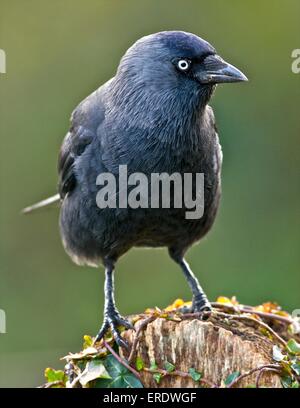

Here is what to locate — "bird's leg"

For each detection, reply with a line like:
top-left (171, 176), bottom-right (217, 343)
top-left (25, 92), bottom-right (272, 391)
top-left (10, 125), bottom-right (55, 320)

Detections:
top-left (95, 258), bottom-right (133, 349)
top-left (169, 249), bottom-right (211, 313)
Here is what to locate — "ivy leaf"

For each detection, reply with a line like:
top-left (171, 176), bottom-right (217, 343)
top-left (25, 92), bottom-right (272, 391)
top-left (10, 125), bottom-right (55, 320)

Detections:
top-left (105, 354), bottom-right (130, 378)
top-left (272, 345), bottom-right (285, 362)
top-left (79, 359), bottom-right (111, 386)
top-left (108, 375), bottom-right (142, 388)
top-left (153, 373), bottom-right (162, 384)
top-left (224, 371), bottom-right (240, 386)
top-left (135, 356), bottom-right (144, 371)
top-left (286, 339), bottom-right (300, 355)
top-left (149, 359), bottom-right (158, 371)
top-left (281, 375), bottom-right (293, 388)
top-left (94, 355), bottom-right (143, 388)
top-left (45, 368), bottom-right (66, 383)
top-left (164, 361), bottom-right (175, 373)
top-left (291, 362), bottom-right (300, 376)
top-left (188, 367), bottom-right (202, 382)
top-left (291, 381), bottom-right (300, 388)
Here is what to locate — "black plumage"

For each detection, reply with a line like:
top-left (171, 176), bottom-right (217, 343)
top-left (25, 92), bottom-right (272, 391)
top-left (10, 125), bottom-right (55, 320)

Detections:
top-left (27, 31), bottom-right (248, 347)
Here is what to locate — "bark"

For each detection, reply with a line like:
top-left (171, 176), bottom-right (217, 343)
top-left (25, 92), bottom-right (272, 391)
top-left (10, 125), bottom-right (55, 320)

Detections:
top-left (120, 314), bottom-right (283, 388)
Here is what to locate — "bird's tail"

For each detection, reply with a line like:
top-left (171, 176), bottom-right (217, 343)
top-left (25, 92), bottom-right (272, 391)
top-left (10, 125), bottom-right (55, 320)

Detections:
top-left (22, 194), bottom-right (61, 214)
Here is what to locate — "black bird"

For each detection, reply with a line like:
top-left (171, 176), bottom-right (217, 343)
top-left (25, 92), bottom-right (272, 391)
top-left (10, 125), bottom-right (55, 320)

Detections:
top-left (24, 31), bottom-right (247, 348)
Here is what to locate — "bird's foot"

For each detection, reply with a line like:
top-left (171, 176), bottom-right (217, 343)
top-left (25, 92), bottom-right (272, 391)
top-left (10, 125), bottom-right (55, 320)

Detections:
top-left (193, 296), bottom-right (212, 313)
top-left (94, 308), bottom-right (134, 349)
top-left (179, 296), bottom-right (212, 319)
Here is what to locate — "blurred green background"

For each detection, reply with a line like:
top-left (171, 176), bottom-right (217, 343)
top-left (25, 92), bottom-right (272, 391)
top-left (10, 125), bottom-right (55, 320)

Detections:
top-left (0, 0), bottom-right (299, 387)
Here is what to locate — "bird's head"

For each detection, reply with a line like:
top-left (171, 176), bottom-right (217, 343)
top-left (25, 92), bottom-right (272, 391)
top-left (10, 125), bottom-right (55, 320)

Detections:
top-left (116, 31), bottom-right (247, 107)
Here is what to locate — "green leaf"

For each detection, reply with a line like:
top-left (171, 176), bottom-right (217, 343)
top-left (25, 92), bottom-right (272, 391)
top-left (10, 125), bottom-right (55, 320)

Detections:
top-left (286, 339), bottom-right (300, 355)
top-left (111, 375), bottom-right (142, 388)
top-left (224, 371), bottom-right (240, 386)
top-left (83, 335), bottom-right (93, 349)
top-left (149, 359), bottom-right (158, 371)
top-left (45, 368), bottom-right (66, 383)
top-left (188, 367), bottom-right (202, 382)
top-left (79, 359), bottom-right (111, 386)
top-left (291, 361), bottom-right (300, 376)
top-left (164, 361), bottom-right (175, 373)
top-left (153, 373), bottom-right (162, 384)
top-left (291, 381), bottom-right (300, 388)
top-left (94, 355), bottom-right (143, 388)
top-left (135, 356), bottom-right (144, 371)
top-left (105, 354), bottom-right (129, 378)
top-left (281, 375), bottom-right (293, 388)
top-left (272, 345), bottom-right (285, 362)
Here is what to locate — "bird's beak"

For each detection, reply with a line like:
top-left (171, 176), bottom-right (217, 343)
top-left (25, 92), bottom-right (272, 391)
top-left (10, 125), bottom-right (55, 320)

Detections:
top-left (197, 54), bottom-right (248, 84)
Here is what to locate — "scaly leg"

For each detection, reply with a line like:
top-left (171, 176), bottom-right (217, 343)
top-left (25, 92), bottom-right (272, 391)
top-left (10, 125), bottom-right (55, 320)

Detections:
top-left (169, 248), bottom-right (211, 312)
top-left (95, 258), bottom-right (133, 349)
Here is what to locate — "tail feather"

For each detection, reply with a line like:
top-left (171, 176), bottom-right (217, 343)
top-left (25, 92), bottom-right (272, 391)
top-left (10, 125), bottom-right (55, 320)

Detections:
top-left (22, 194), bottom-right (60, 214)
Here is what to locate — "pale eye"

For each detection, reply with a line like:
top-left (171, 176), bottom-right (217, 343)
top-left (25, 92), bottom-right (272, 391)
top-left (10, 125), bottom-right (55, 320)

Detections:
top-left (177, 59), bottom-right (190, 71)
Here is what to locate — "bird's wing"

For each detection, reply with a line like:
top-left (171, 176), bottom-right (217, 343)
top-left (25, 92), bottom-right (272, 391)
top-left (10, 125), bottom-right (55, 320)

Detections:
top-left (58, 126), bottom-right (94, 198)
top-left (206, 105), bottom-right (222, 174)
top-left (58, 86), bottom-right (106, 198)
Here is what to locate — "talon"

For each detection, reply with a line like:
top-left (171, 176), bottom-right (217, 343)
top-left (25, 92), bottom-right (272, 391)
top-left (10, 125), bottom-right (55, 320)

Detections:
top-left (193, 301), bottom-right (212, 314)
top-left (178, 298), bottom-right (212, 316)
top-left (198, 303), bottom-right (212, 312)
top-left (115, 315), bottom-right (135, 331)
top-left (94, 321), bottom-right (109, 344)
top-left (94, 309), bottom-right (132, 349)
top-left (114, 334), bottom-right (130, 350)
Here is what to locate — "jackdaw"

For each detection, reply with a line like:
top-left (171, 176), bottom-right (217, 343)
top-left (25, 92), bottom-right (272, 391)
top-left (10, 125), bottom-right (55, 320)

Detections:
top-left (24, 31), bottom-right (247, 348)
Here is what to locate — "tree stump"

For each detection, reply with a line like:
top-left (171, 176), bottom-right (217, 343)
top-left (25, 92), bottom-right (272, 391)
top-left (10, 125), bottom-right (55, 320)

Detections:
top-left (120, 313), bottom-right (283, 388)
top-left (42, 300), bottom-right (300, 389)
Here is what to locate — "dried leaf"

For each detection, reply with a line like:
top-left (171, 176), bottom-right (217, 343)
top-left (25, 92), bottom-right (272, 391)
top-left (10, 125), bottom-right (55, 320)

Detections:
top-left (216, 296), bottom-right (239, 306)
top-left (273, 345), bottom-right (285, 362)
top-left (62, 346), bottom-right (100, 361)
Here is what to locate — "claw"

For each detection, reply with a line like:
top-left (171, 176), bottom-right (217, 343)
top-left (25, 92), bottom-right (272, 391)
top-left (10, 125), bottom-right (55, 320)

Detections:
top-left (94, 310), bottom-right (133, 349)
top-left (178, 298), bottom-right (212, 317)
top-left (115, 315), bottom-right (135, 331)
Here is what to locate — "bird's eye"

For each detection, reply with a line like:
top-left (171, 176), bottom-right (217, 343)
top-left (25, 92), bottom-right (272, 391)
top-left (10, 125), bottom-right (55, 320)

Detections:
top-left (177, 59), bottom-right (191, 71)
